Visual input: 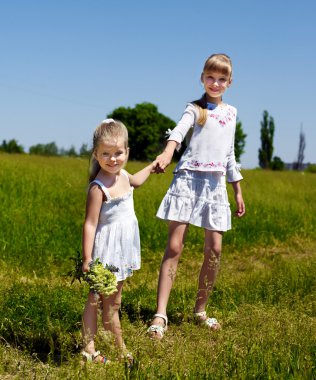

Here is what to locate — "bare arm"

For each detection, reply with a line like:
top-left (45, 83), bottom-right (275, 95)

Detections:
top-left (82, 185), bottom-right (103, 272)
top-left (231, 181), bottom-right (245, 218)
top-left (128, 161), bottom-right (157, 188)
top-left (154, 104), bottom-right (196, 173)
top-left (155, 140), bottom-right (178, 172)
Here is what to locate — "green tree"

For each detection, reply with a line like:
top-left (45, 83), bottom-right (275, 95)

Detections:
top-left (258, 110), bottom-right (275, 169)
top-left (29, 142), bottom-right (58, 156)
top-left (64, 145), bottom-right (77, 157)
top-left (79, 143), bottom-right (90, 157)
top-left (29, 144), bottom-right (45, 155)
top-left (234, 119), bottom-right (247, 163)
top-left (293, 126), bottom-right (306, 170)
top-left (108, 102), bottom-right (176, 160)
top-left (271, 156), bottom-right (285, 171)
top-left (0, 139), bottom-right (24, 153)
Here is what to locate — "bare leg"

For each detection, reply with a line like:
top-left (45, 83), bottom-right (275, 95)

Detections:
top-left (194, 230), bottom-right (222, 314)
top-left (101, 281), bottom-right (124, 349)
top-left (82, 291), bottom-right (99, 354)
top-left (151, 221), bottom-right (189, 328)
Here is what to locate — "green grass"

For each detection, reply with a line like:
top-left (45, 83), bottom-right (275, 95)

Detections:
top-left (0, 153), bottom-right (315, 379)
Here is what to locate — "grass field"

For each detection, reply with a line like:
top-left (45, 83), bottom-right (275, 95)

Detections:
top-left (0, 154), bottom-right (315, 379)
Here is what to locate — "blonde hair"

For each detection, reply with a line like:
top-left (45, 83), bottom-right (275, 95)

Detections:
top-left (203, 53), bottom-right (232, 80)
top-left (194, 53), bottom-right (233, 126)
top-left (89, 119), bottom-right (129, 182)
top-left (196, 107), bottom-right (208, 127)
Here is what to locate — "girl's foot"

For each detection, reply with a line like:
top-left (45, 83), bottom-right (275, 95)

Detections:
top-left (193, 311), bottom-right (221, 330)
top-left (120, 343), bottom-right (134, 368)
top-left (119, 351), bottom-right (134, 368)
top-left (147, 313), bottom-right (168, 340)
top-left (81, 350), bottom-right (109, 364)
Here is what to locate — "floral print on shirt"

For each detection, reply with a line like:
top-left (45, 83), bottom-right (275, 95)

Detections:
top-left (184, 160), bottom-right (227, 170)
top-left (209, 106), bottom-right (236, 127)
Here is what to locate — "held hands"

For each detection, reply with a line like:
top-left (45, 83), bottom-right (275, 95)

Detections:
top-left (152, 140), bottom-right (177, 174)
top-left (150, 160), bottom-right (161, 174)
top-left (153, 151), bottom-right (173, 174)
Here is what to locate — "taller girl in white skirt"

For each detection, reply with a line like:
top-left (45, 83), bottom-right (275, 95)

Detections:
top-left (148, 53), bottom-right (246, 339)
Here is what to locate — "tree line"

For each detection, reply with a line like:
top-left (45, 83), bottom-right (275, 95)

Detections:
top-left (0, 139), bottom-right (90, 157)
top-left (0, 102), bottom-right (309, 171)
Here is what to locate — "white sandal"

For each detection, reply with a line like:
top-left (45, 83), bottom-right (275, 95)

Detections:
top-left (121, 343), bottom-right (134, 368)
top-left (147, 313), bottom-right (168, 339)
top-left (193, 311), bottom-right (221, 330)
top-left (81, 350), bottom-right (109, 364)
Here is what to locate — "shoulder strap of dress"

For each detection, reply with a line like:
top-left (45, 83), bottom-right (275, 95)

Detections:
top-left (90, 179), bottom-right (111, 201)
top-left (120, 169), bottom-right (130, 182)
top-left (120, 169), bottom-right (134, 190)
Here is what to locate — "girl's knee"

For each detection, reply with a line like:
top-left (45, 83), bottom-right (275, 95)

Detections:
top-left (85, 292), bottom-right (99, 309)
top-left (166, 241), bottom-right (184, 258)
top-left (102, 301), bottom-right (122, 332)
top-left (204, 243), bottom-right (221, 256)
top-left (103, 301), bottom-right (121, 319)
top-left (111, 301), bottom-right (121, 313)
top-left (204, 231), bottom-right (223, 258)
top-left (166, 222), bottom-right (188, 258)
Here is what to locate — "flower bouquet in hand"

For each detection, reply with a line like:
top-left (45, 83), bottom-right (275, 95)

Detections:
top-left (67, 251), bottom-right (119, 297)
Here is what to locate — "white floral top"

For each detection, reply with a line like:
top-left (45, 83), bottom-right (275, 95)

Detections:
top-left (167, 102), bottom-right (243, 183)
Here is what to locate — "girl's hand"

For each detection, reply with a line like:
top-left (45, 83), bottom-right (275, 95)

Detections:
top-left (155, 151), bottom-right (173, 173)
top-left (234, 193), bottom-right (245, 218)
top-left (231, 181), bottom-right (245, 218)
top-left (150, 160), bottom-right (160, 173)
top-left (82, 260), bottom-right (92, 273)
top-left (154, 140), bottom-right (178, 173)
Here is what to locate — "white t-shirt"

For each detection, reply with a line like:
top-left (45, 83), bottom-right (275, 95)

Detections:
top-left (167, 103), bottom-right (243, 183)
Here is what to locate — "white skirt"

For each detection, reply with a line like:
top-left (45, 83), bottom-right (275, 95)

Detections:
top-left (156, 170), bottom-right (231, 231)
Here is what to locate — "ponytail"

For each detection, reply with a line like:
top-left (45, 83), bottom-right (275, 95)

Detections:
top-left (89, 157), bottom-right (101, 182)
top-left (196, 107), bottom-right (208, 126)
top-left (192, 93), bottom-right (208, 127)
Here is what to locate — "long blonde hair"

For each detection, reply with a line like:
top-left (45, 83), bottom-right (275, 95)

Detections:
top-left (193, 53), bottom-right (233, 126)
top-left (89, 119), bottom-right (128, 182)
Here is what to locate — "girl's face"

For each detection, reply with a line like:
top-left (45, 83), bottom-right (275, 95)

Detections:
top-left (94, 137), bottom-right (128, 175)
top-left (201, 70), bottom-right (232, 103)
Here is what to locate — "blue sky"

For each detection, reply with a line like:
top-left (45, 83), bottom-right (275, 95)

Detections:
top-left (1, 0), bottom-right (315, 168)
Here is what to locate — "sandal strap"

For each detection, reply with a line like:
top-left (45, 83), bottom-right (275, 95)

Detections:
top-left (119, 351), bottom-right (134, 368)
top-left (194, 311), bottom-right (207, 318)
top-left (82, 350), bottom-right (94, 362)
top-left (147, 324), bottom-right (165, 336)
top-left (147, 313), bottom-right (168, 338)
top-left (125, 352), bottom-right (133, 361)
top-left (194, 312), bottom-right (220, 328)
top-left (205, 317), bottom-right (219, 328)
top-left (153, 313), bottom-right (168, 326)
top-left (92, 351), bottom-right (105, 363)
top-left (82, 350), bottom-right (108, 364)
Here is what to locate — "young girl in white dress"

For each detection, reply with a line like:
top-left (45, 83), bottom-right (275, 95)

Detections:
top-left (81, 119), bottom-right (156, 363)
top-left (148, 53), bottom-right (246, 339)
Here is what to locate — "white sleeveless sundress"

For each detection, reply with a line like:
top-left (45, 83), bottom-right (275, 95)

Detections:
top-left (91, 171), bottom-right (140, 281)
